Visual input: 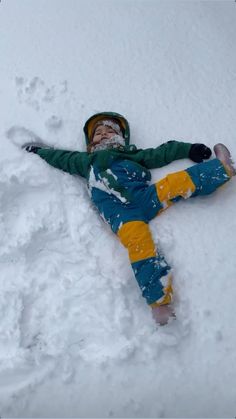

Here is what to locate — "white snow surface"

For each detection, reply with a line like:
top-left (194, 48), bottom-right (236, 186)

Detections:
top-left (0, 0), bottom-right (236, 417)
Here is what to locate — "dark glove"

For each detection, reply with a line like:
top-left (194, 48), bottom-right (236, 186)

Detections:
top-left (22, 141), bottom-right (52, 153)
top-left (189, 143), bottom-right (212, 163)
top-left (23, 144), bottom-right (42, 154)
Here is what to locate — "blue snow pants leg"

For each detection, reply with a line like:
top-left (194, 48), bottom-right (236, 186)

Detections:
top-left (92, 159), bottom-right (230, 307)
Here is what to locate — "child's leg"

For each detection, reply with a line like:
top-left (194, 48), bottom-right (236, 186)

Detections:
top-left (125, 158), bottom-right (231, 322)
top-left (117, 220), bottom-right (173, 307)
top-left (152, 159), bottom-right (230, 215)
top-left (91, 187), bottom-right (173, 310)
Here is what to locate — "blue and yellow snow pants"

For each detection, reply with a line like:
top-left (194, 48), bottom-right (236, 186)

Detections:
top-left (91, 159), bottom-right (230, 307)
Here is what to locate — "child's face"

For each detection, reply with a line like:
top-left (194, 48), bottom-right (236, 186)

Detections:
top-left (92, 124), bottom-right (118, 146)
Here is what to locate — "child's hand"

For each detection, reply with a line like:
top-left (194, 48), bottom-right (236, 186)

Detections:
top-left (22, 144), bottom-right (42, 154)
top-left (189, 143), bottom-right (212, 163)
top-left (22, 141), bottom-right (52, 154)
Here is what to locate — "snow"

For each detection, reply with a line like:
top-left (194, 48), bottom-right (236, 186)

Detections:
top-left (90, 135), bottom-right (126, 151)
top-left (94, 121), bottom-right (123, 136)
top-left (0, 0), bottom-right (236, 417)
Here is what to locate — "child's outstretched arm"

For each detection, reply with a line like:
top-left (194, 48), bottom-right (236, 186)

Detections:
top-left (22, 144), bottom-right (91, 178)
top-left (134, 140), bottom-right (212, 169)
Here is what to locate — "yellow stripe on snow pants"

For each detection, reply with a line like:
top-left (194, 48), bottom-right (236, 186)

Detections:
top-left (155, 170), bottom-right (196, 209)
top-left (117, 221), bottom-right (156, 263)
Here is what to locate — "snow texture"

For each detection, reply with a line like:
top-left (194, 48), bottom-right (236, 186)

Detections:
top-left (90, 135), bottom-right (126, 152)
top-left (0, 0), bottom-right (236, 417)
top-left (93, 120), bottom-right (123, 136)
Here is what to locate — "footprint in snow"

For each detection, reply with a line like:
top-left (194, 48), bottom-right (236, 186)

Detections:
top-left (15, 76), bottom-right (68, 111)
top-left (45, 115), bottom-right (63, 132)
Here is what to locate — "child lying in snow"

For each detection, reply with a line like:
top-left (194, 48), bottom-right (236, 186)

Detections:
top-left (22, 112), bottom-right (236, 326)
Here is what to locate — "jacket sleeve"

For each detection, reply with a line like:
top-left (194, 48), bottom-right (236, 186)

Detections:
top-left (134, 141), bottom-right (192, 169)
top-left (36, 148), bottom-right (90, 178)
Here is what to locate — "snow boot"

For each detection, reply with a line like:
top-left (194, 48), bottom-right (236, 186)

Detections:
top-left (151, 304), bottom-right (176, 326)
top-left (214, 143), bottom-right (236, 177)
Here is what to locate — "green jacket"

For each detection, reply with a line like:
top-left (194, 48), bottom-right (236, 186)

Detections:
top-left (36, 141), bottom-right (192, 180)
